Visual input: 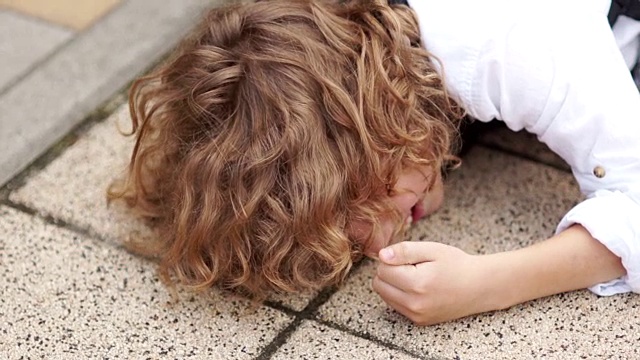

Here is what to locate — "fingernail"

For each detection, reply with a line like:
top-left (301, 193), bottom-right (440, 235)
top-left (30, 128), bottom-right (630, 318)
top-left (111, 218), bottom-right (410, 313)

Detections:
top-left (380, 247), bottom-right (395, 261)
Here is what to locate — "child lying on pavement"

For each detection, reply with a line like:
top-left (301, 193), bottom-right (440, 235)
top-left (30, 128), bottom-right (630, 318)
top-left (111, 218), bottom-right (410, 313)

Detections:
top-left (110, 0), bottom-right (640, 325)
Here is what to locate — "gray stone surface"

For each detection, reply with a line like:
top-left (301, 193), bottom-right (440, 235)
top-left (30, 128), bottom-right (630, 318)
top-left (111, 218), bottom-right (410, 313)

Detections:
top-left (10, 105), bottom-right (317, 312)
top-left (271, 321), bottom-right (420, 360)
top-left (0, 10), bottom-right (72, 92)
top-left (317, 147), bottom-right (640, 359)
top-left (0, 0), bottom-right (224, 187)
top-left (0, 205), bottom-right (292, 359)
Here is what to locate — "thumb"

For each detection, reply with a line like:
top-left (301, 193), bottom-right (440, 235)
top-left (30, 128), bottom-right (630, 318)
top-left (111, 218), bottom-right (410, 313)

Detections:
top-left (378, 241), bottom-right (450, 265)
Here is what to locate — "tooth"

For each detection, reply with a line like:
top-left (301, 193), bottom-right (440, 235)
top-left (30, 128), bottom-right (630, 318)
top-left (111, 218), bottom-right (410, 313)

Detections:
top-left (405, 216), bottom-right (413, 226)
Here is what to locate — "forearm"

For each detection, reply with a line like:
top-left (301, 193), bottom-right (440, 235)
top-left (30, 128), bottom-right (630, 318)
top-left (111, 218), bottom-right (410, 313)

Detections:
top-left (484, 225), bottom-right (626, 310)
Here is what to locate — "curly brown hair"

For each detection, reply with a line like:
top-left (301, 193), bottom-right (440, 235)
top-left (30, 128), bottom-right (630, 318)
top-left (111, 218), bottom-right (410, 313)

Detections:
top-left (109, 0), bottom-right (463, 300)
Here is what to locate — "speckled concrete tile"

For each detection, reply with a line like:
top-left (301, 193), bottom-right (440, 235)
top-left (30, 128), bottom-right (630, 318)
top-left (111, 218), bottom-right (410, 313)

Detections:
top-left (478, 125), bottom-right (570, 171)
top-left (9, 105), bottom-right (147, 244)
top-left (272, 321), bottom-right (420, 360)
top-left (317, 148), bottom-right (640, 359)
top-left (0, 205), bottom-right (292, 359)
top-left (9, 105), bottom-right (316, 312)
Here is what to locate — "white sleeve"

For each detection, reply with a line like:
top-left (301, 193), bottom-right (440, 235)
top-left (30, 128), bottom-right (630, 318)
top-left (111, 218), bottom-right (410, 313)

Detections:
top-left (414, 0), bottom-right (640, 295)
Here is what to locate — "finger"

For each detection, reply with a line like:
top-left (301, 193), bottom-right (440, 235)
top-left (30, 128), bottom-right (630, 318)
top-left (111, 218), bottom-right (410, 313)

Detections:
top-left (378, 241), bottom-right (453, 265)
top-left (375, 261), bottom-right (431, 292)
top-left (374, 275), bottom-right (441, 326)
top-left (372, 275), bottom-right (416, 320)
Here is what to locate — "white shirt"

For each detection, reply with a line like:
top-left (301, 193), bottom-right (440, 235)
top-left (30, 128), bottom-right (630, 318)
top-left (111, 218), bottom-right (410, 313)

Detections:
top-left (407, 0), bottom-right (640, 295)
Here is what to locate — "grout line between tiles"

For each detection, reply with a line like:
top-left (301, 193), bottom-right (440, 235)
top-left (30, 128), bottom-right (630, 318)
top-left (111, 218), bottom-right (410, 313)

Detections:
top-left (256, 260), bottom-right (438, 360)
top-left (0, 197), bottom-right (158, 273)
top-left (256, 284), bottom-right (347, 359)
top-left (253, 318), bottom-right (304, 360)
top-left (0, 194), bottom-right (162, 269)
top-left (312, 318), bottom-right (441, 360)
top-left (0, 198), bottom-right (104, 243)
top-left (256, 263), bottom-right (373, 359)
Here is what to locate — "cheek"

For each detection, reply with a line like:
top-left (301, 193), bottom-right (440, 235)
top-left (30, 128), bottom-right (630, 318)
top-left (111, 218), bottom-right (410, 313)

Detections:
top-left (363, 228), bottom-right (392, 258)
top-left (348, 216), bottom-right (399, 258)
top-left (424, 175), bottom-right (445, 216)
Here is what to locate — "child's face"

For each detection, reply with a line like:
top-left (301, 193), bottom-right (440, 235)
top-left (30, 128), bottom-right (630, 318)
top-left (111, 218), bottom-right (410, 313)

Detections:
top-left (352, 167), bottom-right (445, 257)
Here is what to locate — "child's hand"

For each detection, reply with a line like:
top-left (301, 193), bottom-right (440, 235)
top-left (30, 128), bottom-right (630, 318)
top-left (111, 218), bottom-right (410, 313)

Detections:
top-left (372, 241), bottom-right (502, 325)
top-left (373, 227), bottom-right (627, 326)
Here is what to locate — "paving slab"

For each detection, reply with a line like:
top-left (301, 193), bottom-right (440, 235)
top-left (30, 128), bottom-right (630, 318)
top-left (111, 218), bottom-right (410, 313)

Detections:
top-left (0, 10), bottom-right (73, 92)
top-left (10, 105), bottom-right (317, 312)
top-left (0, 205), bottom-right (292, 359)
top-left (0, 0), bottom-right (225, 187)
top-left (272, 321), bottom-right (420, 360)
top-left (317, 147), bottom-right (640, 359)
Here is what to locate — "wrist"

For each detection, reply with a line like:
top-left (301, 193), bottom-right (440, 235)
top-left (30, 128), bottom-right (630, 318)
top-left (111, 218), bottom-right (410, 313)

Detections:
top-left (479, 248), bottom-right (569, 310)
top-left (476, 225), bottom-right (626, 311)
top-left (471, 253), bottom-right (518, 312)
